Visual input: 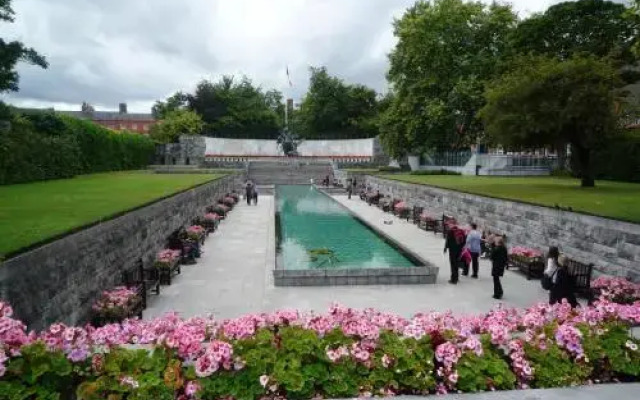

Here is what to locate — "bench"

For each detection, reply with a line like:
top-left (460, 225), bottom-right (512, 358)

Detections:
top-left (164, 229), bottom-right (187, 283)
top-left (508, 255), bottom-right (545, 280)
top-left (366, 192), bottom-right (382, 206)
top-left (411, 206), bottom-right (424, 225)
top-left (93, 264), bottom-right (148, 326)
top-left (121, 259), bottom-right (155, 313)
top-left (378, 197), bottom-right (393, 212)
top-left (565, 257), bottom-right (594, 299)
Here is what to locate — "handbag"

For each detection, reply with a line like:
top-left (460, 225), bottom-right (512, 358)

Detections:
top-left (541, 268), bottom-right (557, 290)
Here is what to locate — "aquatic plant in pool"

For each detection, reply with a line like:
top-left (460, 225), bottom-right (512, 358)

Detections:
top-left (276, 185), bottom-right (417, 270)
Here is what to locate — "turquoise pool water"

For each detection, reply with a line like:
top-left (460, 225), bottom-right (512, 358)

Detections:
top-left (276, 185), bottom-right (417, 270)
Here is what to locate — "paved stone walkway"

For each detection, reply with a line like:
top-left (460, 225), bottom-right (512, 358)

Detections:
top-left (398, 383), bottom-right (640, 400)
top-left (146, 194), bottom-right (554, 320)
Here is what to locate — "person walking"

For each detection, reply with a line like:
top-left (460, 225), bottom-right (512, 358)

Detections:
top-left (444, 228), bottom-right (463, 284)
top-left (490, 237), bottom-right (508, 299)
top-left (245, 180), bottom-right (253, 206)
top-left (544, 247), bottom-right (578, 307)
top-left (347, 183), bottom-right (353, 199)
top-left (465, 223), bottom-right (482, 278)
top-left (252, 185), bottom-right (259, 205)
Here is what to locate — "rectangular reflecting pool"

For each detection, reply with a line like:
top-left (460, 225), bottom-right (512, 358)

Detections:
top-left (274, 185), bottom-right (438, 286)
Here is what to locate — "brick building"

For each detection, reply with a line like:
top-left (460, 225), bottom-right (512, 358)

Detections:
top-left (59, 103), bottom-right (156, 134)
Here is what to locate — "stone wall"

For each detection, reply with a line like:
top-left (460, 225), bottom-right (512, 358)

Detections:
top-left (160, 136), bottom-right (207, 166)
top-left (0, 173), bottom-right (244, 330)
top-left (364, 176), bottom-right (640, 281)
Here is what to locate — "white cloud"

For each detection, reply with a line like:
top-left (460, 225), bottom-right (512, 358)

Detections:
top-left (0, 0), bottom-right (555, 113)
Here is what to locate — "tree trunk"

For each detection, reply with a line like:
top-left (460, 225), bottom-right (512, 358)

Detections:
top-left (574, 144), bottom-right (595, 187)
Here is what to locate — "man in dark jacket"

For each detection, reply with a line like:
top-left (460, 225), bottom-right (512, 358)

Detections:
top-left (444, 228), bottom-right (463, 284)
top-left (490, 237), bottom-right (508, 299)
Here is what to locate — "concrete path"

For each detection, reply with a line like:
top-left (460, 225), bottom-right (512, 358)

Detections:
top-left (146, 194), bottom-right (556, 320)
top-left (145, 197), bottom-right (273, 319)
top-left (389, 383), bottom-right (640, 400)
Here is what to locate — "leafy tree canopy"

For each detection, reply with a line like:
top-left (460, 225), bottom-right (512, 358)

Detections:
top-left (293, 66), bottom-right (380, 139)
top-left (155, 76), bottom-right (284, 139)
top-left (510, 0), bottom-right (640, 64)
top-left (151, 92), bottom-right (188, 119)
top-left (149, 109), bottom-right (204, 144)
top-left (0, 0), bottom-right (47, 93)
top-left (383, 0), bottom-right (516, 156)
top-left (480, 55), bottom-right (622, 187)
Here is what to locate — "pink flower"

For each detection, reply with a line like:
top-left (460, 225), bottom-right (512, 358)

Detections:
top-left (184, 381), bottom-right (201, 397)
top-left (382, 354), bottom-right (392, 368)
top-left (120, 375), bottom-right (139, 389)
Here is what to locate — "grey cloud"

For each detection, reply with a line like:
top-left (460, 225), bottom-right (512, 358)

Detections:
top-left (1, 0), bottom-right (553, 112)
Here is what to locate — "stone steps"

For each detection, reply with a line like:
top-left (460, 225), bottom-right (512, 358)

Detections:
top-left (248, 161), bottom-right (334, 185)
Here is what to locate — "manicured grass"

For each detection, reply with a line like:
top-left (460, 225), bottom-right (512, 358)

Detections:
top-left (0, 171), bottom-right (225, 257)
top-left (380, 175), bottom-right (640, 223)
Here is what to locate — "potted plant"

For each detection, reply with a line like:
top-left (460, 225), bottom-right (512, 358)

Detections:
top-left (154, 249), bottom-right (181, 270)
top-left (92, 286), bottom-right (140, 325)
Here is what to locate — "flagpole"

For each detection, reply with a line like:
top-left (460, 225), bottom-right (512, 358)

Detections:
top-left (285, 66), bottom-right (291, 130)
top-left (284, 99), bottom-right (288, 129)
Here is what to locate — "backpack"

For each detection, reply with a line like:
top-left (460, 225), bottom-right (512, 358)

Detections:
top-left (454, 229), bottom-right (466, 245)
top-left (541, 268), bottom-right (557, 291)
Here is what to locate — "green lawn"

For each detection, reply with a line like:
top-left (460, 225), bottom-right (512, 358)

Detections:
top-left (380, 175), bottom-right (640, 223)
top-left (0, 171), bottom-right (225, 257)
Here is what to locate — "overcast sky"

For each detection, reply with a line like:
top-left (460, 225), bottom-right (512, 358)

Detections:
top-left (0, 0), bottom-right (556, 113)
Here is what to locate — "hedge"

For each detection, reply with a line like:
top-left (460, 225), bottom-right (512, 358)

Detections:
top-left (0, 109), bottom-right (155, 185)
top-left (1, 283), bottom-right (640, 399)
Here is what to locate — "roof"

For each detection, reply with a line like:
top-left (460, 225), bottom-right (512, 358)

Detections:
top-left (58, 111), bottom-right (155, 121)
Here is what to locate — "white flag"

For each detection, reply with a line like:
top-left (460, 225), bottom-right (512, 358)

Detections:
top-left (286, 66), bottom-right (292, 87)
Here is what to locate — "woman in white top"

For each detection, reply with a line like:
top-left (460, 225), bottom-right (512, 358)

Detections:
top-left (544, 246), bottom-right (560, 284)
top-left (544, 246), bottom-right (578, 307)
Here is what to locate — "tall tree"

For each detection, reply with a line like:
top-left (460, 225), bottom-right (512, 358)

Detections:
top-left (0, 0), bottom-right (48, 93)
top-left (151, 92), bottom-right (188, 119)
top-left (480, 55), bottom-right (622, 187)
top-left (510, 0), bottom-right (639, 63)
top-left (509, 0), bottom-right (640, 170)
top-left (385, 0), bottom-right (516, 156)
top-left (186, 76), bottom-right (283, 139)
top-left (149, 109), bottom-right (203, 144)
top-left (295, 66), bottom-right (379, 139)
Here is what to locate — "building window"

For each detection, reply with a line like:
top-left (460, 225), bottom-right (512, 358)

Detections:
top-left (131, 123), bottom-right (138, 130)
top-left (119, 124), bottom-right (126, 130)
top-left (143, 124), bottom-right (149, 131)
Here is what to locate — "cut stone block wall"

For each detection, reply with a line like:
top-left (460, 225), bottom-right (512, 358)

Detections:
top-left (0, 173), bottom-right (245, 330)
top-left (364, 176), bottom-right (640, 281)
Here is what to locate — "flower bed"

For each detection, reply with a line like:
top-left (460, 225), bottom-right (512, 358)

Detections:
top-left (508, 246), bottom-right (545, 280)
top-left (592, 276), bottom-right (640, 304)
top-left (186, 225), bottom-right (206, 242)
top-left (91, 287), bottom-right (141, 325)
top-left (212, 204), bottom-right (230, 217)
top-left (393, 201), bottom-right (410, 220)
top-left (154, 249), bottom-right (182, 269)
top-left (2, 295), bottom-right (640, 399)
top-left (222, 197), bottom-right (236, 207)
top-left (510, 246), bottom-right (543, 260)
